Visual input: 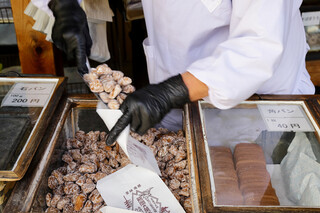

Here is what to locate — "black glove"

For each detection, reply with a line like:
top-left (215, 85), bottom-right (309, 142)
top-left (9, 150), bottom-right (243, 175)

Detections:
top-left (105, 74), bottom-right (190, 145)
top-left (49, 0), bottom-right (92, 76)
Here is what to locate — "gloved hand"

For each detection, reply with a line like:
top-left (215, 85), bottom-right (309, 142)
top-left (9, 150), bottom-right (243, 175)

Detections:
top-left (105, 74), bottom-right (190, 145)
top-left (48, 0), bottom-right (92, 76)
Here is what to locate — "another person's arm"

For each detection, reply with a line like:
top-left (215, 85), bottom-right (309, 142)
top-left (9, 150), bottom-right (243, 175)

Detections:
top-left (49, 0), bottom-right (92, 75)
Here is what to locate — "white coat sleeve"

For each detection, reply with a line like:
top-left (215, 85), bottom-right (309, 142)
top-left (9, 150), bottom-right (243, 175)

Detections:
top-left (187, 0), bottom-right (302, 109)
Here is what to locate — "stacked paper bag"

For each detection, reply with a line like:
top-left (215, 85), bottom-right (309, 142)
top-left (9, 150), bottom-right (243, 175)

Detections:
top-left (280, 132), bottom-right (320, 206)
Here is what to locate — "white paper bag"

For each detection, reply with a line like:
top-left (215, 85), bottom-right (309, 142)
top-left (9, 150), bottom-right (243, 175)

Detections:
top-left (97, 164), bottom-right (185, 213)
top-left (96, 102), bottom-right (161, 175)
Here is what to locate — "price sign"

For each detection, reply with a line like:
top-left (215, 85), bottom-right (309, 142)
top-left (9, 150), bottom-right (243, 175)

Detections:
top-left (302, 11), bottom-right (320, 27)
top-left (258, 104), bottom-right (314, 132)
top-left (1, 83), bottom-right (55, 107)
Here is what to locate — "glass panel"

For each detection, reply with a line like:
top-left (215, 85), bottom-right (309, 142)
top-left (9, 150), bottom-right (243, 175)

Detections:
top-left (0, 78), bottom-right (58, 171)
top-left (201, 101), bottom-right (320, 207)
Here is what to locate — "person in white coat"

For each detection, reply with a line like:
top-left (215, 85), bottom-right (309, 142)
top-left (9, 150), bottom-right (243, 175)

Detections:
top-left (47, 0), bottom-right (315, 145)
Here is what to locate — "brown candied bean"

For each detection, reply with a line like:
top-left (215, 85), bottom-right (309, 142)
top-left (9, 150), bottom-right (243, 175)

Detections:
top-left (162, 153), bottom-right (174, 162)
top-left (158, 146), bottom-right (169, 158)
top-left (90, 171), bottom-right (107, 183)
top-left (130, 132), bottom-right (143, 141)
top-left (67, 161), bottom-right (78, 173)
top-left (108, 157), bottom-right (119, 168)
top-left (99, 132), bottom-right (107, 141)
top-left (97, 141), bottom-right (111, 152)
top-left (76, 175), bottom-right (86, 187)
top-left (53, 185), bottom-right (64, 195)
top-left (182, 168), bottom-right (189, 175)
top-left (120, 157), bottom-right (131, 167)
top-left (99, 163), bottom-right (115, 175)
top-left (158, 161), bottom-right (166, 170)
top-left (79, 162), bottom-right (97, 173)
top-left (89, 189), bottom-right (104, 204)
top-left (93, 202), bottom-right (103, 212)
top-left (89, 153), bottom-right (99, 165)
top-left (62, 153), bottom-right (73, 164)
top-left (96, 64), bottom-right (112, 76)
top-left (169, 179), bottom-right (181, 190)
top-left (57, 197), bottom-right (70, 210)
top-left (183, 197), bottom-right (192, 213)
top-left (174, 170), bottom-right (187, 182)
top-left (149, 145), bottom-right (158, 157)
top-left (180, 181), bottom-right (190, 189)
top-left (57, 167), bottom-right (68, 175)
top-left (116, 95), bottom-right (124, 105)
top-left (51, 170), bottom-right (64, 185)
top-left (81, 154), bottom-right (91, 164)
top-left (179, 187), bottom-right (190, 197)
top-left (50, 194), bottom-right (61, 208)
top-left (177, 130), bottom-right (184, 138)
top-left (107, 99), bottom-right (120, 110)
top-left (161, 170), bottom-right (168, 179)
top-left (99, 92), bottom-right (111, 103)
top-left (118, 92), bottom-right (127, 100)
top-left (95, 149), bottom-right (107, 162)
top-left (64, 182), bottom-right (80, 195)
top-left (48, 176), bottom-right (59, 190)
top-left (122, 84), bottom-right (135, 94)
top-left (81, 200), bottom-right (93, 212)
top-left (175, 150), bottom-right (186, 162)
top-left (141, 133), bottom-right (155, 146)
top-left (106, 150), bottom-right (117, 159)
top-left (73, 193), bottom-right (87, 211)
top-left (160, 135), bottom-right (175, 145)
top-left (45, 207), bottom-right (60, 213)
top-left (46, 193), bottom-right (52, 207)
top-left (87, 131), bottom-right (100, 141)
top-left (100, 74), bottom-right (113, 82)
top-left (62, 203), bottom-right (74, 213)
top-left (82, 178), bottom-right (95, 194)
top-left (168, 145), bottom-right (179, 156)
top-left (83, 72), bottom-right (98, 82)
top-left (117, 76), bottom-right (132, 86)
top-left (166, 159), bottom-right (175, 168)
top-left (165, 166), bottom-right (175, 176)
top-left (90, 142), bottom-right (98, 152)
top-left (75, 130), bottom-right (86, 142)
top-left (112, 70), bottom-right (124, 81)
top-left (63, 172), bottom-right (81, 182)
top-left (69, 149), bottom-right (82, 162)
top-left (69, 138), bottom-right (83, 149)
top-left (102, 80), bottom-right (116, 93)
top-left (89, 79), bottom-right (104, 93)
top-left (174, 160), bottom-right (187, 170)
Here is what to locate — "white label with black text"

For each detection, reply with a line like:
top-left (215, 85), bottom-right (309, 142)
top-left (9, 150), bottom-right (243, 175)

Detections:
top-left (1, 83), bottom-right (55, 107)
top-left (258, 104), bottom-right (314, 132)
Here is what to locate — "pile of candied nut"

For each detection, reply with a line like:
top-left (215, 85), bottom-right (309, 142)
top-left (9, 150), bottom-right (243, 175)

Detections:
top-left (45, 128), bottom-right (192, 213)
top-left (83, 64), bottom-right (135, 109)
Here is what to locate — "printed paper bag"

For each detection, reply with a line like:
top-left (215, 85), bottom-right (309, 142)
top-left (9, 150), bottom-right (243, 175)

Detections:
top-left (97, 164), bottom-right (185, 213)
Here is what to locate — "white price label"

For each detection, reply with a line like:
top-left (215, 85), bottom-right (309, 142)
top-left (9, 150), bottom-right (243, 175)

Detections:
top-left (258, 104), bottom-right (314, 132)
top-left (1, 83), bottom-right (55, 107)
top-left (302, 11), bottom-right (320, 27)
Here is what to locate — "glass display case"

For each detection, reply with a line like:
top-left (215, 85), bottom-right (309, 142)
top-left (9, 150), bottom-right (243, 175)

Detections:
top-left (0, 77), bottom-right (66, 181)
top-left (4, 95), bottom-right (197, 212)
top-left (184, 95), bottom-right (320, 212)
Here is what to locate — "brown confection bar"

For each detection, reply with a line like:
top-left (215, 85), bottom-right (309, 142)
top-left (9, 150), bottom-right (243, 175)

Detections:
top-left (234, 143), bottom-right (280, 206)
top-left (210, 146), bottom-right (244, 205)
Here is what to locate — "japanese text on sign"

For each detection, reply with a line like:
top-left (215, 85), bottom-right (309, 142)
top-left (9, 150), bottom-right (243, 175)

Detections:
top-left (1, 83), bottom-right (56, 107)
top-left (302, 11), bottom-right (320, 27)
top-left (258, 104), bottom-right (314, 132)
